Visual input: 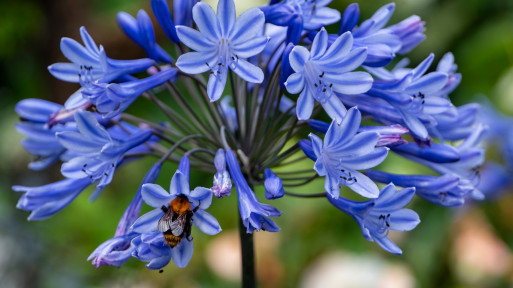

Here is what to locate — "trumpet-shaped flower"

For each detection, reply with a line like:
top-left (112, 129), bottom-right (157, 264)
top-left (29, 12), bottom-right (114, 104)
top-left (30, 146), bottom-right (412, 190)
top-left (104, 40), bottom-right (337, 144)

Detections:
top-left (48, 27), bottom-right (153, 84)
top-left (56, 110), bottom-right (152, 198)
top-left (79, 67), bottom-right (176, 118)
top-left (285, 28), bottom-right (372, 123)
top-left (176, 0), bottom-right (268, 101)
top-left (225, 149), bottom-right (281, 233)
top-left (309, 107), bottom-right (389, 199)
top-left (328, 183), bottom-right (420, 254)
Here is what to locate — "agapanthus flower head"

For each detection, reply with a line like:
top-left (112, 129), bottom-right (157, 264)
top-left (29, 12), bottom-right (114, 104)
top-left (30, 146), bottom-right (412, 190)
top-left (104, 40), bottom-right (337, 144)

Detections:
top-left (176, 0), bottom-right (268, 101)
top-left (329, 183), bottom-right (420, 254)
top-left (308, 107), bottom-right (389, 199)
top-left (285, 28), bottom-right (372, 123)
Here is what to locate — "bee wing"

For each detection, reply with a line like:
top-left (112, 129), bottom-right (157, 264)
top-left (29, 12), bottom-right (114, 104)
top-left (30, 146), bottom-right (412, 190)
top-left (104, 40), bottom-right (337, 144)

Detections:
top-left (170, 213), bottom-right (187, 236)
top-left (158, 212), bottom-right (174, 232)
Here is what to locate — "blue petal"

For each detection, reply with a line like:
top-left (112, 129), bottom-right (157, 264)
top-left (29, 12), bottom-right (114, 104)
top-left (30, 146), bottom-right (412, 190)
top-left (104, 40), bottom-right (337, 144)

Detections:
top-left (207, 67), bottom-right (228, 101)
top-left (75, 110), bottom-right (111, 143)
top-left (320, 96), bottom-right (347, 124)
top-left (397, 108), bottom-right (428, 140)
top-left (132, 209), bottom-right (163, 233)
top-left (80, 26), bottom-right (100, 55)
top-left (310, 28), bottom-right (328, 60)
top-left (60, 37), bottom-right (98, 66)
top-left (48, 63), bottom-right (81, 83)
top-left (171, 238), bottom-right (194, 268)
top-left (389, 209), bottom-right (420, 231)
top-left (330, 131), bottom-right (379, 156)
top-left (304, 7), bottom-right (341, 30)
top-left (374, 235), bottom-right (402, 254)
top-left (189, 187), bottom-right (213, 209)
top-left (327, 71), bottom-right (373, 94)
top-left (339, 3), bottom-right (360, 33)
top-left (232, 36), bottom-right (268, 59)
top-left (375, 185), bottom-right (415, 211)
top-left (232, 59), bottom-right (264, 83)
top-left (192, 2), bottom-right (221, 40)
top-left (296, 89), bottom-right (314, 120)
top-left (324, 107), bottom-right (360, 148)
top-left (289, 46), bottom-right (310, 72)
top-left (230, 8), bottom-right (265, 46)
top-left (57, 131), bottom-right (103, 153)
top-left (193, 210), bottom-right (222, 235)
top-left (176, 50), bottom-right (218, 74)
top-left (411, 53), bottom-right (434, 79)
top-left (340, 147), bottom-right (389, 170)
top-left (285, 72), bottom-right (305, 94)
top-left (346, 170), bottom-right (380, 198)
top-left (151, 0), bottom-right (180, 43)
top-left (170, 171), bottom-right (190, 197)
top-left (217, 0), bottom-right (236, 37)
top-left (176, 25), bottom-right (215, 52)
top-left (15, 99), bottom-right (62, 123)
top-left (141, 183), bottom-right (172, 208)
top-left (323, 47), bottom-right (367, 73)
top-left (405, 72), bottom-right (448, 94)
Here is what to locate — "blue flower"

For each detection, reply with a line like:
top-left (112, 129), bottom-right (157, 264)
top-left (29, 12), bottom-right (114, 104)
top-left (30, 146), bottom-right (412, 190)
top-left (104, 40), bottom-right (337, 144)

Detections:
top-left (175, 0), bottom-right (268, 101)
top-left (366, 54), bottom-right (453, 140)
top-left (131, 162), bottom-right (221, 268)
top-left (79, 67), bottom-right (176, 118)
top-left (309, 107), bottom-right (389, 199)
top-left (261, 0), bottom-right (340, 44)
top-left (117, 10), bottom-right (173, 63)
top-left (15, 99), bottom-right (76, 170)
top-left (309, 119), bottom-right (408, 147)
top-left (337, 3), bottom-right (425, 67)
top-left (395, 124), bottom-right (488, 201)
top-left (328, 183), bottom-right (420, 254)
top-left (285, 28), bottom-right (372, 123)
top-left (366, 170), bottom-right (470, 207)
top-left (212, 149), bottom-right (232, 198)
top-left (56, 110), bottom-right (152, 198)
top-left (88, 233), bottom-right (138, 268)
top-left (225, 149), bottom-right (281, 233)
top-left (48, 27), bottom-right (153, 84)
top-left (131, 232), bottom-right (173, 269)
top-left (264, 169), bottom-right (285, 200)
top-left (88, 162), bottom-right (162, 268)
top-left (13, 177), bottom-right (91, 220)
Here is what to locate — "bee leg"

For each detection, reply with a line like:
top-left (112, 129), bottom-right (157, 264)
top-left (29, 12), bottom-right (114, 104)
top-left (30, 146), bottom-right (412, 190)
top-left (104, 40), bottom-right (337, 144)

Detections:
top-left (161, 205), bottom-right (168, 213)
top-left (186, 235), bottom-right (194, 241)
top-left (192, 200), bottom-right (201, 212)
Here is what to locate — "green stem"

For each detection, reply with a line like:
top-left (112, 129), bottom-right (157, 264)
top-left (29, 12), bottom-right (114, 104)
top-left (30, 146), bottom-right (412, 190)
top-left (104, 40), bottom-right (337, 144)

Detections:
top-left (239, 217), bottom-right (256, 288)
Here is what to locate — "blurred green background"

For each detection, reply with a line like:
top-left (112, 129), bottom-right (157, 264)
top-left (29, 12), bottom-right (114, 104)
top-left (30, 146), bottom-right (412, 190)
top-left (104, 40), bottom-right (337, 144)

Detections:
top-left (1, 0), bottom-right (513, 287)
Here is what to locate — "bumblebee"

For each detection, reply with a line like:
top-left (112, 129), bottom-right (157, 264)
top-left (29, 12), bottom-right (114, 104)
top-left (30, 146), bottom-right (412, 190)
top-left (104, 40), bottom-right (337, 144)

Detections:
top-left (158, 195), bottom-right (199, 248)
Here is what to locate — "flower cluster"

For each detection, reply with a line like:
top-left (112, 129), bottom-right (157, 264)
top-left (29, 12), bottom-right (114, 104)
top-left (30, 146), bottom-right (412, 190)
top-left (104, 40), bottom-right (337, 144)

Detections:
top-left (14, 0), bottom-right (490, 273)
